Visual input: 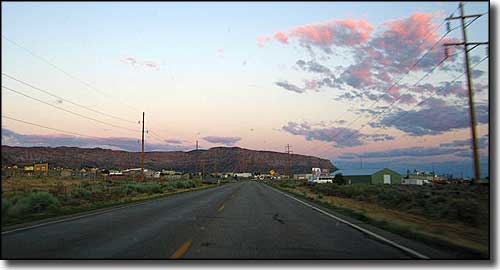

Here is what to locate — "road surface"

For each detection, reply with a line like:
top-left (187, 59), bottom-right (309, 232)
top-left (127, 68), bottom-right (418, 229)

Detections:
top-left (3, 181), bottom-right (426, 259)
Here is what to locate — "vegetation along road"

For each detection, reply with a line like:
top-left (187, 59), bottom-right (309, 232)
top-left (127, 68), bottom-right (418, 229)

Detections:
top-left (2, 180), bottom-right (463, 259)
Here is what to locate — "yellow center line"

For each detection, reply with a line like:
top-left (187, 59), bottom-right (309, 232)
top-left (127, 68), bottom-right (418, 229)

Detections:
top-left (217, 203), bottom-right (225, 212)
top-left (170, 239), bottom-right (192, 259)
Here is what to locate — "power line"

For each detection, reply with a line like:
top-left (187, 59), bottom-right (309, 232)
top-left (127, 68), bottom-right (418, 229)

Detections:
top-left (311, 50), bottom-right (467, 159)
top-left (299, 15), bottom-right (461, 159)
top-left (369, 50), bottom-right (464, 120)
top-left (325, 16), bottom-right (461, 146)
top-left (2, 73), bottom-right (138, 124)
top-left (371, 55), bottom-right (488, 137)
top-left (2, 115), bottom-right (100, 138)
top-left (351, 56), bottom-right (490, 171)
top-left (2, 35), bottom-right (142, 113)
top-left (2, 85), bottom-right (140, 133)
top-left (444, 2), bottom-right (489, 183)
top-left (334, 53), bottom-right (454, 146)
top-left (148, 130), bottom-right (169, 143)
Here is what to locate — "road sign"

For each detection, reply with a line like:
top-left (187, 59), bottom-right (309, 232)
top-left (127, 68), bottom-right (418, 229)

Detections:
top-left (269, 170), bottom-right (276, 175)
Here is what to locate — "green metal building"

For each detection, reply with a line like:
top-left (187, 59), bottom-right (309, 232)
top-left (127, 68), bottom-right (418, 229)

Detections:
top-left (331, 168), bottom-right (402, 185)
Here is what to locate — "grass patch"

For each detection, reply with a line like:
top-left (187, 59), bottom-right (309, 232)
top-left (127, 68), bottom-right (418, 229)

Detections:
top-left (2, 176), bottom-right (223, 227)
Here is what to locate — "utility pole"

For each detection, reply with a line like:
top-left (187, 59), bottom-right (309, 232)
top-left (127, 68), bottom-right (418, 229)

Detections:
top-left (444, 2), bottom-right (488, 184)
top-left (214, 159), bottom-right (218, 177)
top-left (196, 140), bottom-right (198, 150)
top-left (202, 160), bottom-right (206, 181)
top-left (141, 112), bottom-right (145, 181)
top-left (285, 144), bottom-right (292, 179)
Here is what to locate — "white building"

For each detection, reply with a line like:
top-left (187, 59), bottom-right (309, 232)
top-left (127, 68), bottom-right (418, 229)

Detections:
top-left (233, 172), bottom-right (252, 178)
top-left (308, 168), bottom-right (333, 183)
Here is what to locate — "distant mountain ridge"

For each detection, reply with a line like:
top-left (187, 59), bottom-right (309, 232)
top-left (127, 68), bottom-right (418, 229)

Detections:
top-left (1, 146), bottom-right (335, 174)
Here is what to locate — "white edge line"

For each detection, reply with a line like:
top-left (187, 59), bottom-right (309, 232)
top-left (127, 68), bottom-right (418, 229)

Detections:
top-left (265, 184), bottom-right (430, 259)
top-left (2, 184), bottom-right (229, 235)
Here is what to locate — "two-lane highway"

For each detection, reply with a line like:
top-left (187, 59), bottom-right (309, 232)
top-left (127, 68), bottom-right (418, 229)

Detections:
top-left (3, 181), bottom-right (421, 259)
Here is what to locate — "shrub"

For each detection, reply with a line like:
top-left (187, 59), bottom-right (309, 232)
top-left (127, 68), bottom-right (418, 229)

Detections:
top-left (147, 183), bottom-right (162, 194)
top-left (112, 185), bottom-right (132, 195)
top-left (442, 198), bottom-right (481, 225)
top-left (183, 180), bottom-right (196, 188)
top-left (2, 198), bottom-right (13, 217)
top-left (176, 182), bottom-right (186, 189)
top-left (122, 182), bottom-right (164, 194)
top-left (71, 187), bottom-right (92, 199)
top-left (8, 191), bottom-right (60, 217)
top-left (80, 181), bottom-right (91, 189)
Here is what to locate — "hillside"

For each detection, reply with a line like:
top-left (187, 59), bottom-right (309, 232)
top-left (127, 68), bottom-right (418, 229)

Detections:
top-left (1, 146), bottom-right (335, 174)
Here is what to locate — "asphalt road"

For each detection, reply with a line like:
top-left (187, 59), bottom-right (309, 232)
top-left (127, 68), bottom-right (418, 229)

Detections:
top-left (2, 181), bottom-right (418, 259)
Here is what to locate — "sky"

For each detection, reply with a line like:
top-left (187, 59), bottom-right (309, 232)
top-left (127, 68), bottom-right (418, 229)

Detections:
top-left (1, 2), bottom-right (490, 177)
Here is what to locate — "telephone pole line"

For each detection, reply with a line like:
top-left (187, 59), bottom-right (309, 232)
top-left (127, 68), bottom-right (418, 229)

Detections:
top-left (141, 112), bottom-right (145, 181)
top-left (444, 2), bottom-right (488, 184)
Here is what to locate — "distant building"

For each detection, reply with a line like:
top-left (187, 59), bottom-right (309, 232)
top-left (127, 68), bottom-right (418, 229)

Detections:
top-left (331, 168), bottom-right (402, 185)
top-left (233, 172), bottom-right (252, 178)
top-left (60, 169), bottom-right (73, 178)
top-left (294, 173), bottom-right (312, 180)
top-left (308, 168), bottom-right (333, 183)
top-left (161, 169), bottom-right (179, 175)
top-left (23, 165), bottom-right (34, 176)
top-left (109, 170), bottom-right (123, 176)
top-left (402, 178), bottom-right (430, 186)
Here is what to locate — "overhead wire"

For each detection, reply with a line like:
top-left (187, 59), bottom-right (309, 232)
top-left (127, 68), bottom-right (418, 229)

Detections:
top-left (2, 73), bottom-right (138, 124)
top-left (2, 115), bottom-right (100, 139)
top-left (2, 35), bottom-right (143, 114)
top-left (2, 85), bottom-right (140, 133)
top-left (302, 11), bottom-right (463, 158)
top-left (370, 54), bottom-right (489, 136)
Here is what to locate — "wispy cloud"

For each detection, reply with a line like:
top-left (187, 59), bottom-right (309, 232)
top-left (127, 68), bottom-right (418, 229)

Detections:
top-left (121, 56), bottom-right (161, 70)
top-left (202, 136), bottom-right (241, 146)
top-left (440, 134), bottom-right (489, 149)
top-left (164, 139), bottom-right (185, 145)
top-left (374, 103), bottom-right (489, 136)
top-left (275, 81), bottom-right (306, 93)
top-left (338, 146), bottom-right (463, 159)
top-left (281, 121), bottom-right (394, 148)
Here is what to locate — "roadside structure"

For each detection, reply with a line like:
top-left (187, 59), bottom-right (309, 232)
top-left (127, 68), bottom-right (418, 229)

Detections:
top-left (331, 168), bottom-right (402, 185)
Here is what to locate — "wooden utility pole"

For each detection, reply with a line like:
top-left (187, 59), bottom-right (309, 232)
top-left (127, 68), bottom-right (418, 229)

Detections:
top-left (214, 159), bottom-right (218, 177)
top-left (202, 160), bottom-right (206, 181)
top-left (285, 144), bottom-right (292, 179)
top-left (444, 2), bottom-right (488, 184)
top-left (196, 140), bottom-right (198, 150)
top-left (141, 112), bottom-right (145, 181)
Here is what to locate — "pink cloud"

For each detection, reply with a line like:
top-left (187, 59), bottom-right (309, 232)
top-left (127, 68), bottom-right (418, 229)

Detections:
top-left (274, 32), bottom-right (289, 44)
top-left (382, 13), bottom-right (437, 48)
top-left (304, 79), bottom-right (318, 90)
top-left (399, 93), bottom-right (417, 104)
top-left (257, 36), bottom-right (272, 48)
top-left (216, 48), bottom-right (224, 58)
top-left (288, 18), bottom-right (373, 48)
top-left (258, 18), bottom-right (373, 52)
top-left (387, 86), bottom-right (400, 97)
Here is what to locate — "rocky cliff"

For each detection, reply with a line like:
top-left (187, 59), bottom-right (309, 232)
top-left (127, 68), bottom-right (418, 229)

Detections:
top-left (1, 146), bottom-right (335, 174)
